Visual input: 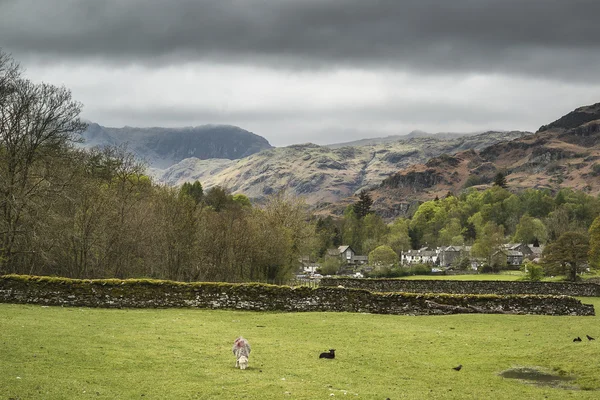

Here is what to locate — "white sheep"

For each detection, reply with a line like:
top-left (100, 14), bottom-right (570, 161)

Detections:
top-left (232, 337), bottom-right (251, 369)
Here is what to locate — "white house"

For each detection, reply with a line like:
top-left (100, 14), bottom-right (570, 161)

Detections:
top-left (401, 247), bottom-right (439, 265)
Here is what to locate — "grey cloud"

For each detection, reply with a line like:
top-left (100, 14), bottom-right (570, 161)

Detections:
top-left (1, 0), bottom-right (600, 81)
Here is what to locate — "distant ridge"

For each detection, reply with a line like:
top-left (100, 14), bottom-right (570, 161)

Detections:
top-left (325, 130), bottom-right (475, 148)
top-left (79, 123), bottom-right (273, 168)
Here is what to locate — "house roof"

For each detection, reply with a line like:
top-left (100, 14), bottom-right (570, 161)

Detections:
top-left (506, 250), bottom-right (523, 257)
top-left (338, 245), bottom-right (352, 253)
top-left (442, 245), bottom-right (471, 252)
top-left (494, 249), bottom-right (523, 257)
top-left (528, 244), bottom-right (544, 255)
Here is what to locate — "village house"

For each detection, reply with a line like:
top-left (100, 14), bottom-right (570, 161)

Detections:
top-left (326, 245), bottom-right (368, 266)
top-left (526, 243), bottom-right (545, 262)
top-left (401, 247), bottom-right (439, 265)
top-left (438, 245), bottom-right (472, 267)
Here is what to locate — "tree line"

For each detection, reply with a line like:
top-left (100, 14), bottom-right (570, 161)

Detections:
top-left (0, 51), bottom-right (314, 283)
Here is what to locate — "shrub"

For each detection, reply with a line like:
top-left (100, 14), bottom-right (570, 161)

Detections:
top-left (521, 261), bottom-right (544, 281)
top-left (319, 257), bottom-right (342, 275)
top-left (368, 245), bottom-right (398, 267)
top-left (409, 264), bottom-right (432, 275)
top-left (464, 175), bottom-right (492, 188)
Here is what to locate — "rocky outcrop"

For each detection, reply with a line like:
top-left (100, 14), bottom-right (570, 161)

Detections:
top-left (381, 168), bottom-right (446, 191)
top-left (537, 102), bottom-right (600, 132)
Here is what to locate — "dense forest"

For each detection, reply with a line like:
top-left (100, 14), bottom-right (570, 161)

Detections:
top-left (2, 50), bottom-right (600, 282)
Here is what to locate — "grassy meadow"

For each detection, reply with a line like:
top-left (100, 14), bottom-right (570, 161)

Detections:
top-left (2, 299), bottom-right (600, 399)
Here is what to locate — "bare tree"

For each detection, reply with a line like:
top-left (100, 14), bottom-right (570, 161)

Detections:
top-left (0, 50), bottom-right (86, 272)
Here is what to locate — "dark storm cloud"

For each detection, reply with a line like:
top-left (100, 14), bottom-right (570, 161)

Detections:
top-left (2, 0), bottom-right (599, 81)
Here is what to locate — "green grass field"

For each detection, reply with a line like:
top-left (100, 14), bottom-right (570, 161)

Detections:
top-left (2, 300), bottom-right (600, 399)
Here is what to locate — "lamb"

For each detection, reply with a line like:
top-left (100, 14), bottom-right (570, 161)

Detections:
top-left (232, 337), bottom-right (251, 369)
top-left (319, 349), bottom-right (335, 359)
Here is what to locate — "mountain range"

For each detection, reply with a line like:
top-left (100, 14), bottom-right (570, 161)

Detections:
top-left (82, 101), bottom-right (600, 220)
top-left (151, 130), bottom-right (529, 206)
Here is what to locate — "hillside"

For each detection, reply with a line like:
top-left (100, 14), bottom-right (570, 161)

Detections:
top-left (80, 123), bottom-right (273, 168)
top-left (152, 131), bottom-right (529, 206)
top-left (325, 130), bottom-right (474, 148)
top-left (370, 102), bottom-right (600, 218)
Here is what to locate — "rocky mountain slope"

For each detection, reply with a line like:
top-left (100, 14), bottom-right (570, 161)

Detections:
top-left (369, 102), bottom-right (600, 218)
top-left (80, 123), bottom-right (272, 168)
top-left (152, 130), bottom-right (529, 206)
top-left (325, 130), bottom-right (474, 148)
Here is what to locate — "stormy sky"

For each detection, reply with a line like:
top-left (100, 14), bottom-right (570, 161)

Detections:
top-left (1, 0), bottom-right (599, 146)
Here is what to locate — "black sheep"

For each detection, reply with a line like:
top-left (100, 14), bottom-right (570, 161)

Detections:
top-left (319, 349), bottom-right (335, 359)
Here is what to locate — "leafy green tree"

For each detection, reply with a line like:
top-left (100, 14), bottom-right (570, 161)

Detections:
top-left (315, 216), bottom-right (342, 258)
top-left (341, 207), bottom-right (363, 253)
top-left (521, 261), bottom-right (544, 281)
top-left (471, 222), bottom-right (505, 267)
top-left (361, 213), bottom-right (388, 254)
top-left (521, 189), bottom-right (554, 218)
top-left (493, 171), bottom-right (507, 188)
top-left (232, 193), bottom-right (251, 208)
top-left (462, 221), bottom-right (477, 243)
top-left (438, 218), bottom-right (464, 246)
top-left (319, 257), bottom-right (342, 275)
top-left (386, 218), bottom-right (411, 255)
top-left (410, 200), bottom-right (446, 247)
top-left (353, 190), bottom-right (373, 219)
top-left (544, 207), bottom-right (573, 241)
top-left (513, 215), bottom-right (548, 244)
top-left (542, 231), bottom-right (589, 281)
top-left (368, 245), bottom-right (398, 267)
top-left (588, 216), bottom-right (600, 270)
top-left (204, 186), bottom-right (233, 212)
top-left (180, 181), bottom-right (204, 204)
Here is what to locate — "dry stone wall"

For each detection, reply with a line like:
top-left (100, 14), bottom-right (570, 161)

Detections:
top-left (0, 275), bottom-right (594, 316)
top-left (322, 277), bottom-right (600, 297)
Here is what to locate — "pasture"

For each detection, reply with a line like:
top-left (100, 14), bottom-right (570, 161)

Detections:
top-left (1, 300), bottom-right (600, 399)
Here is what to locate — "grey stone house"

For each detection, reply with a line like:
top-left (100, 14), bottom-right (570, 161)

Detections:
top-left (326, 245), bottom-right (368, 266)
top-left (438, 245), bottom-right (472, 267)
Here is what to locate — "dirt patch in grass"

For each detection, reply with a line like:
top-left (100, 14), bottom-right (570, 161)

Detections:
top-left (500, 367), bottom-right (577, 389)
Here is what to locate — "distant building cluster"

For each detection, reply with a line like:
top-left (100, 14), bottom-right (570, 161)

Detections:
top-left (298, 243), bottom-right (545, 278)
top-left (401, 243), bottom-right (544, 269)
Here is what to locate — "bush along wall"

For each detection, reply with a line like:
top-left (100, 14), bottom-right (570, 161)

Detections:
top-left (0, 274), bottom-right (594, 316)
top-left (322, 277), bottom-right (600, 297)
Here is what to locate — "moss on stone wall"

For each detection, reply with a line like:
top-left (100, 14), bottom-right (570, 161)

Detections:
top-left (0, 274), bottom-right (595, 316)
top-left (322, 277), bottom-right (600, 297)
